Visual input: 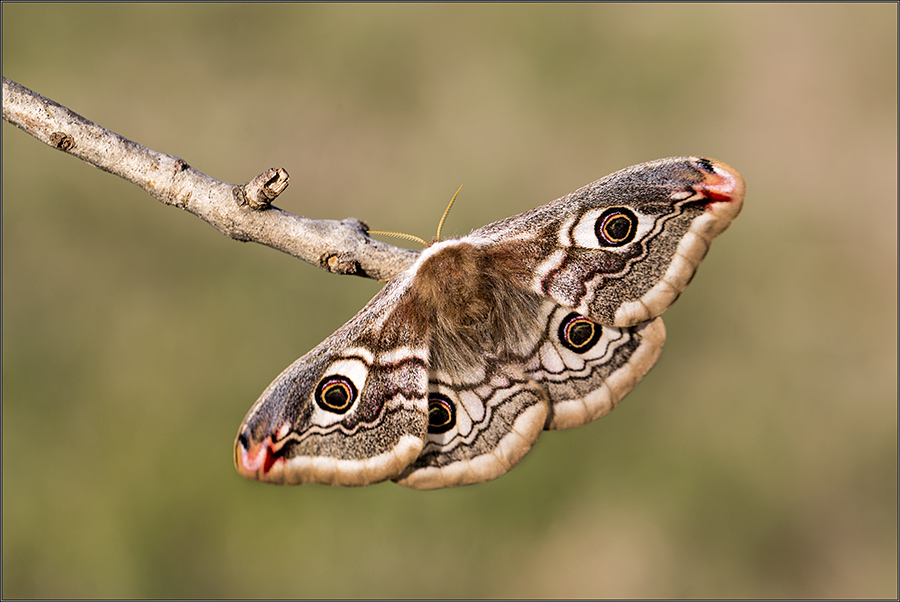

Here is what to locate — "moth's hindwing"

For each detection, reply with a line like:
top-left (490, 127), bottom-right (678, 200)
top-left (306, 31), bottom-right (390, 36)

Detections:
top-left (535, 309), bottom-right (666, 430)
top-left (393, 365), bottom-right (550, 490)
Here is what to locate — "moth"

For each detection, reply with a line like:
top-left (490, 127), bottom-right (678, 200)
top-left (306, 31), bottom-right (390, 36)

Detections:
top-left (235, 157), bottom-right (744, 489)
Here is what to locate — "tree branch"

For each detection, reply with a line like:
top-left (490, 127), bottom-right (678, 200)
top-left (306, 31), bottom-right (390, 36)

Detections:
top-left (1, 77), bottom-right (419, 280)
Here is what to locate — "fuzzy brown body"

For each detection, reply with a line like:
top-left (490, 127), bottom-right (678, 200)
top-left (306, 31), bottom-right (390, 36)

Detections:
top-left (399, 241), bottom-right (544, 377)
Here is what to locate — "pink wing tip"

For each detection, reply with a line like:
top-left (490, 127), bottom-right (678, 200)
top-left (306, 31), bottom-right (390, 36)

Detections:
top-left (235, 433), bottom-right (280, 478)
top-left (697, 158), bottom-right (745, 204)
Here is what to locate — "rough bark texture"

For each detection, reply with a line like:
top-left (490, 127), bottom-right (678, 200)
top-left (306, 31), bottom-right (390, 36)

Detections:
top-left (2, 77), bottom-right (419, 280)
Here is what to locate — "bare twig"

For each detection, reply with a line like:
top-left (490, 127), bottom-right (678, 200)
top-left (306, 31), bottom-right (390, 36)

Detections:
top-left (1, 77), bottom-right (419, 280)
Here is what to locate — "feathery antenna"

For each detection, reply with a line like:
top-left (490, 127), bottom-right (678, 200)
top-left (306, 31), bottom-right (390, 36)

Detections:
top-left (435, 185), bottom-right (462, 242)
top-left (368, 185), bottom-right (463, 247)
top-left (365, 229), bottom-right (428, 247)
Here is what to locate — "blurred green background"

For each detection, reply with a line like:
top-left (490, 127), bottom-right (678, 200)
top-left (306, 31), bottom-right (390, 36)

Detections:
top-left (3, 3), bottom-right (896, 599)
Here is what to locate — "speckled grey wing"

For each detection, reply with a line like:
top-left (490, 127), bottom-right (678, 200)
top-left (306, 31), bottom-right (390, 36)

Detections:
top-left (470, 157), bottom-right (744, 327)
top-left (234, 270), bottom-right (430, 487)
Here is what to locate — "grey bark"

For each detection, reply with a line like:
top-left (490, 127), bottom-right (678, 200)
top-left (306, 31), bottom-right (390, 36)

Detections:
top-left (1, 77), bottom-right (419, 280)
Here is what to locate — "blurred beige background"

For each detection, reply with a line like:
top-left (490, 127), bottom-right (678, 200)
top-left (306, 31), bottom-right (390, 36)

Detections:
top-left (3, 4), bottom-right (896, 599)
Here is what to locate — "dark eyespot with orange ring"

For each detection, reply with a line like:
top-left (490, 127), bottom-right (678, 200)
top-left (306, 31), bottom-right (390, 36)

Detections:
top-left (427, 393), bottom-right (456, 434)
top-left (558, 312), bottom-right (602, 353)
top-left (314, 376), bottom-right (357, 413)
top-left (595, 207), bottom-right (637, 246)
